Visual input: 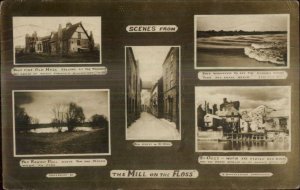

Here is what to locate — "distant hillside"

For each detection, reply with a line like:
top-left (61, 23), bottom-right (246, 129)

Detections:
top-left (197, 30), bottom-right (287, 38)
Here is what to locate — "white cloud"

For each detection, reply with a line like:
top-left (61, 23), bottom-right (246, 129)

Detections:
top-left (197, 14), bottom-right (288, 32)
top-left (19, 90), bottom-right (108, 124)
top-left (195, 86), bottom-right (290, 111)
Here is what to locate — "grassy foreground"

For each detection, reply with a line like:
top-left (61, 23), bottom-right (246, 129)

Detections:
top-left (15, 50), bottom-right (100, 63)
top-left (16, 128), bottom-right (109, 155)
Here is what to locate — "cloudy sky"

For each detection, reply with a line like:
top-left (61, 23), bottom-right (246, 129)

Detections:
top-left (13, 17), bottom-right (101, 47)
top-left (196, 14), bottom-right (288, 31)
top-left (15, 90), bottom-right (109, 124)
top-left (195, 86), bottom-right (290, 111)
top-left (131, 46), bottom-right (171, 84)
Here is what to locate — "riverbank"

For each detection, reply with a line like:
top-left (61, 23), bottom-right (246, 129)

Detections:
top-left (15, 128), bottom-right (109, 155)
top-left (197, 138), bottom-right (289, 151)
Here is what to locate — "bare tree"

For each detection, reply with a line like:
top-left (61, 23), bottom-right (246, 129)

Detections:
top-left (51, 102), bottom-right (85, 132)
top-left (51, 103), bottom-right (68, 132)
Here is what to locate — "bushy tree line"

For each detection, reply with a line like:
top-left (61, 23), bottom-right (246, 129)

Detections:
top-left (89, 114), bottom-right (108, 129)
top-left (15, 106), bottom-right (39, 133)
top-left (51, 102), bottom-right (85, 132)
top-left (15, 102), bottom-right (108, 133)
top-left (51, 102), bottom-right (108, 132)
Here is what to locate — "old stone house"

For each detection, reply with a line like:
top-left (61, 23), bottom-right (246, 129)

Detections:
top-left (126, 47), bottom-right (142, 126)
top-left (204, 114), bottom-right (222, 128)
top-left (217, 98), bottom-right (241, 133)
top-left (162, 47), bottom-right (179, 129)
top-left (150, 77), bottom-right (164, 118)
top-left (265, 110), bottom-right (289, 131)
top-left (25, 22), bottom-right (94, 55)
top-left (197, 104), bottom-right (206, 129)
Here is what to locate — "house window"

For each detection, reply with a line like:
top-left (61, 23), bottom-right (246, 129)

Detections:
top-left (77, 40), bottom-right (81, 45)
top-left (38, 44), bottom-right (42, 51)
top-left (78, 32), bottom-right (81, 39)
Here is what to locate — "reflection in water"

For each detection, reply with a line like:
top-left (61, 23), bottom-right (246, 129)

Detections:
top-left (198, 139), bottom-right (289, 151)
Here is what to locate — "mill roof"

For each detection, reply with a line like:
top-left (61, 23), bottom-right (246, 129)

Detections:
top-left (217, 106), bottom-right (240, 117)
top-left (266, 110), bottom-right (289, 118)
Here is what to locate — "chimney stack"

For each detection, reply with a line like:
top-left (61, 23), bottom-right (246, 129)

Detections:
top-left (213, 104), bottom-right (218, 115)
top-left (58, 24), bottom-right (62, 37)
top-left (58, 24), bottom-right (63, 55)
top-left (32, 31), bottom-right (37, 38)
top-left (66, 22), bottom-right (72, 29)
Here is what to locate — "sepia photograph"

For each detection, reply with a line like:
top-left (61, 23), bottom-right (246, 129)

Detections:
top-left (1, 1), bottom-right (300, 189)
top-left (195, 86), bottom-right (291, 152)
top-left (195, 14), bottom-right (289, 69)
top-left (125, 46), bottom-right (181, 140)
top-left (13, 89), bottom-right (110, 156)
top-left (13, 17), bottom-right (101, 65)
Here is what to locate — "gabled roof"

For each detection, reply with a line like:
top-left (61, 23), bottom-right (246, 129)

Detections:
top-left (40, 34), bottom-right (52, 41)
top-left (62, 22), bottom-right (81, 40)
top-left (266, 110), bottom-right (289, 118)
top-left (50, 32), bottom-right (58, 42)
top-left (49, 22), bottom-right (90, 42)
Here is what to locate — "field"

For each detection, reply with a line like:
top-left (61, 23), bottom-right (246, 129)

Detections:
top-left (15, 50), bottom-right (100, 64)
top-left (15, 128), bottom-right (109, 155)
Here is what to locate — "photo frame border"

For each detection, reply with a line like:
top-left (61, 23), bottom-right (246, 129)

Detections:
top-left (194, 14), bottom-right (290, 70)
top-left (12, 89), bottom-right (111, 157)
top-left (13, 16), bottom-right (102, 66)
top-left (125, 45), bottom-right (182, 141)
top-left (194, 85), bottom-right (292, 153)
